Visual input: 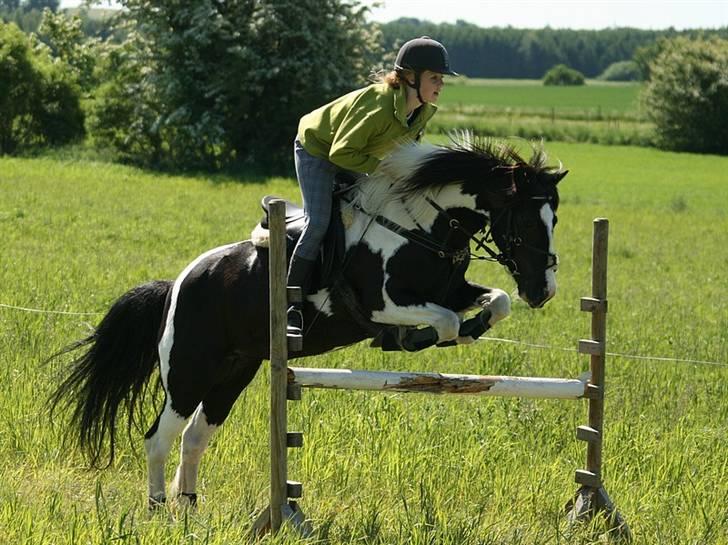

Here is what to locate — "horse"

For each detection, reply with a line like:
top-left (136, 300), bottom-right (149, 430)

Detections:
top-left (48, 136), bottom-right (565, 508)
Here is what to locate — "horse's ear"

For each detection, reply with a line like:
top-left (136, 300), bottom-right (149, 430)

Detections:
top-left (548, 170), bottom-right (568, 185)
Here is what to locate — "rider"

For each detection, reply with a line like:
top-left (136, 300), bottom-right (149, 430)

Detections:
top-left (287, 36), bottom-right (458, 338)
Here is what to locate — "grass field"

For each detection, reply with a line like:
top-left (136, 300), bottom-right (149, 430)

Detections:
top-left (442, 79), bottom-right (642, 113)
top-left (434, 80), bottom-right (652, 147)
top-left (2, 139), bottom-right (727, 544)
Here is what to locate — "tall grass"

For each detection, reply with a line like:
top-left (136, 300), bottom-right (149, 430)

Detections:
top-left (1, 142), bottom-right (727, 544)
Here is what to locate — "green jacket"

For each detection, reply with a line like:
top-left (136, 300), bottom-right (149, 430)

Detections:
top-left (297, 83), bottom-right (437, 174)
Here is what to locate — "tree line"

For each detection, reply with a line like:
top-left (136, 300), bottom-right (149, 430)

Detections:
top-left (4, 5), bottom-right (728, 79)
top-left (379, 18), bottom-right (728, 78)
top-left (1, 3), bottom-right (726, 164)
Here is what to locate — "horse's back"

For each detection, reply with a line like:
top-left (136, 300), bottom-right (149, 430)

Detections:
top-left (167, 240), bottom-right (271, 359)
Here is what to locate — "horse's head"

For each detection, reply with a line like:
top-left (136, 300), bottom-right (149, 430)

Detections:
top-left (370, 137), bottom-right (567, 308)
top-left (487, 165), bottom-right (566, 308)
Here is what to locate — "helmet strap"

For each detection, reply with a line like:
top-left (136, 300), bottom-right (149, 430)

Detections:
top-left (405, 71), bottom-right (425, 104)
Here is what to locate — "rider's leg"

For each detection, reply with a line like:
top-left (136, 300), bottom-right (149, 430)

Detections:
top-left (288, 139), bottom-right (336, 338)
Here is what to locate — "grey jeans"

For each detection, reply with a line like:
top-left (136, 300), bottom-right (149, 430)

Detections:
top-left (291, 138), bottom-right (346, 261)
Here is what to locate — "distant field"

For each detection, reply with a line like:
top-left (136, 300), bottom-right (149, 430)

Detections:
top-left (434, 79), bottom-right (651, 146)
top-left (441, 79), bottom-right (642, 114)
top-left (2, 143), bottom-right (727, 544)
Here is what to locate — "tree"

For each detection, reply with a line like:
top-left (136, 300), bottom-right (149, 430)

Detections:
top-left (633, 37), bottom-right (671, 80)
top-left (0, 21), bottom-right (83, 154)
top-left (88, 0), bottom-right (380, 170)
top-left (37, 8), bottom-right (99, 91)
top-left (377, 19), bottom-right (728, 78)
top-left (23, 0), bottom-right (58, 11)
top-left (642, 37), bottom-right (728, 155)
top-left (543, 64), bottom-right (585, 86)
top-left (597, 60), bottom-right (641, 81)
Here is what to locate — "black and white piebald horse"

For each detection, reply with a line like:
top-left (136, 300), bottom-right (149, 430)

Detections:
top-left (49, 137), bottom-right (565, 507)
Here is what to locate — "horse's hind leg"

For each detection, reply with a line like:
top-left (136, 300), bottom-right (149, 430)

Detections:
top-left (169, 358), bottom-right (264, 506)
top-left (145, 400), bottom-right (192, 507)
top-left (168, 403), bottom-right (213, 507)
top-left (144, 351), bottom-right (214, 508)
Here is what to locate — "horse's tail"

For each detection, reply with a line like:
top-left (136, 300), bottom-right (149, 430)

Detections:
top-left (47, 280), bottom-right (173, 468)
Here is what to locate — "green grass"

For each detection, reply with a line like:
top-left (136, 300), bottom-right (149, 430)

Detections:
top-left (1, 143), bottom-right (728, 544)
top-left (442, 79), bottom-right (642, 114)
top-left (434, 79), bottom-right (652, 147)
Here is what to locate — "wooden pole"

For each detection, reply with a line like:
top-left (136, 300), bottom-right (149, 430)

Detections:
top-left (252, 200), bottom-right (310, 539)
top-left (587, 218), bottom-right (608, 480)
top-left (568, 218), bottom-right (630, 540)
top-left (268, 200), bottom-right (288, 533)
top-left (288, 367), bottom-right (589, 399)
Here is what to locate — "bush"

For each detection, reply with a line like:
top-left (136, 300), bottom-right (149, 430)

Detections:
top-left (641, 37), bottom-right (728, 154)
top-left (37, 8), bottom-right (99, 92)
top-left (86, 32), bottom-right (163, 163)
top-left (597, 60), bottom-right (641, 81)
top-left (543, 64), bottom-right (585, 86)
top-left (0, 21), bottom-right (83, 154)
top-left (88, 0), bottom-right (381, 170)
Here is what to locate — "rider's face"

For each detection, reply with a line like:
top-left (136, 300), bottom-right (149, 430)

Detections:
top-left (418, 70), bottom-right (445, 103)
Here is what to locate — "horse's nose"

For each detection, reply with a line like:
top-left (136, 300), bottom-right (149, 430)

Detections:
top-left (545, 283), bottom-right (556, 301)
top-left (521, 286), bottom-right (556, 309)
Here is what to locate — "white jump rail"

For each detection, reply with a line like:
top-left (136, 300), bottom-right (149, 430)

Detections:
top-left (287, 367), bottom-right (590, 399)
top-left (252, 201), bottom-right (630, 541)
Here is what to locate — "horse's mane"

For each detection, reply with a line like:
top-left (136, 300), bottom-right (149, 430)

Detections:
top-left (394, 133), bottom-right (555, 196)
top-left (349, 133), bottom-right (557, 218)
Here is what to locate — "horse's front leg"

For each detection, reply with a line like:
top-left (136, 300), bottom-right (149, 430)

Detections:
top-left (454, 286), bottom-right (511, 345)
top-left (370, 284), bottom-right (511, 352)
top-left (371, 301), bottom-right (461, 347)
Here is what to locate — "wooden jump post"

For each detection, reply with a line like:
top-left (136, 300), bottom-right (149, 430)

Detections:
top-left (253, 203), bottom-right (629, 539)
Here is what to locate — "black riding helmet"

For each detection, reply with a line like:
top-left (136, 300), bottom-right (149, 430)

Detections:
top-left (394, 36), bottom-right (458, 76)
top-left (394, 36), bottom-right (458, 104)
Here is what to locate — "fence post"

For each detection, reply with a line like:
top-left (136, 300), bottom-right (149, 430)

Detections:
top-left (568, 218), bottom-right (631, 540)
top-left (269, 200), bottom-right (288, 532)
top-left (251, 200), bottom-right (308, 538)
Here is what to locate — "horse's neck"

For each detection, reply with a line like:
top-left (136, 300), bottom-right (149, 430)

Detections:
top-left (351, 181), bottom-right (479, 233)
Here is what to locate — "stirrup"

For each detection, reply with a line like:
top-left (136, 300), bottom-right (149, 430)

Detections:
top-left (286, 306), bottom-right (303, 336)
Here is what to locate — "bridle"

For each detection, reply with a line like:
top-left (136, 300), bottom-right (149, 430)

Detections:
top-left (422, 196), bottom-right (558, 278)
top-left (342, 190), bottom-right (558, 277)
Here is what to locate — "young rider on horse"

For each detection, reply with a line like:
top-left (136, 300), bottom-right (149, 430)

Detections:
top-left (287, 36), bottom-right (458, 337)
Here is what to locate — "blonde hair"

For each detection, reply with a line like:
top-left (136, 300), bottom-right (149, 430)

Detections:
top-left (369, 68), bottom-right (415, 89)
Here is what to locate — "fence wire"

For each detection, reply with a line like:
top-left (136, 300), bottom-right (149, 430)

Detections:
top-left (1, 301), bottom-right (726, 368)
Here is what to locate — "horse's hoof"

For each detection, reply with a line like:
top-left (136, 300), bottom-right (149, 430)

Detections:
top-left (148, 495), bottom-right (167, 510)
top-left (479, 289), bottom-right (511, 324)
top-left (177, 493), bottom-right (198, 507)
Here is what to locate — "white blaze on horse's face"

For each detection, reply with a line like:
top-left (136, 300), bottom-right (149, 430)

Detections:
top-left (540, 203), bottom-right (557, 302)
top-left (517, 201), bottom-right (557, 308)
top-left (499, 197), bottom-right (558, 309)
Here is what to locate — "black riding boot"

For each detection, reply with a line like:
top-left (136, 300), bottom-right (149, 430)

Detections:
top-left (286, 255), bottom-right (315, 337)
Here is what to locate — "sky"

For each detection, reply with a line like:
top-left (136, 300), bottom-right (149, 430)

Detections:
top-left (60, 0), bottom-right (728, 30)
top-left (362, 0), bottom-right (728, 30)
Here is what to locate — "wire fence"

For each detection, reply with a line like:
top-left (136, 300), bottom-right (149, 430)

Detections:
top-left (1, 301), bottom-right (726, 368)
top-left (0, 302), bottom-right (101, 316)
top-left (476, 336), bottom-right (728, 368)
